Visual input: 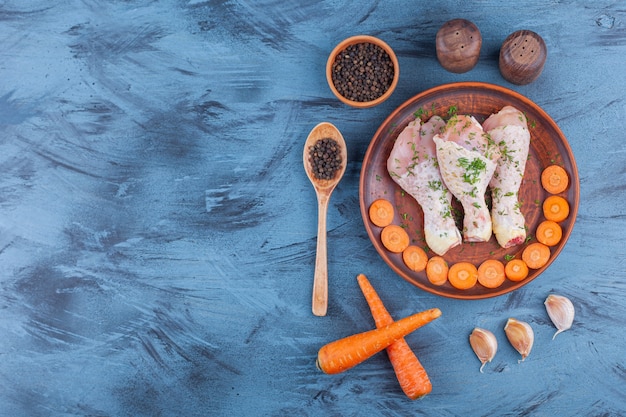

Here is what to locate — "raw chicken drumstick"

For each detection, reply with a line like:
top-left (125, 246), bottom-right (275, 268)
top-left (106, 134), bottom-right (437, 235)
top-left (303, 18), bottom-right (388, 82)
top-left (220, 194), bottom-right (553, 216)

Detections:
top-left (387, 116), bottom-right (462, 256)
top-left (433, 115), bottom-right (500, 242)
top-left (482, 106), bottom-right (531, 248)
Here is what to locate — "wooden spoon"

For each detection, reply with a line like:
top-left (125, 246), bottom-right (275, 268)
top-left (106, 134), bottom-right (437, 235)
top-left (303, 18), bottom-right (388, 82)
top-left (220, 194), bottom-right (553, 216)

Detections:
top-left (303, 122), bottom-right (347, 316)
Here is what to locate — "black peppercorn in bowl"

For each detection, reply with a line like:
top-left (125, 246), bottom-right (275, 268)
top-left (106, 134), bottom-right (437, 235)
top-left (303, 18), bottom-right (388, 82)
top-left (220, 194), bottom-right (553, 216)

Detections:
top-left (326, 35), bottom-right (399, 108)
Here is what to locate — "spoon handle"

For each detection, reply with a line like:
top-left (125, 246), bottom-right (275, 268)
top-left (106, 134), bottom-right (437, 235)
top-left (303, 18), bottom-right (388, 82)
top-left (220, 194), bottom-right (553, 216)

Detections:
top-left (312, 193), bottom-right (330, 316)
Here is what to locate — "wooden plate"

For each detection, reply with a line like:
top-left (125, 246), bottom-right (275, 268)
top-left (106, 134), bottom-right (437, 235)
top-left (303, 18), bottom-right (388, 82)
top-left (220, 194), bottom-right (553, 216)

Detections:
top-left (359, 82), bottom-right (579, 299)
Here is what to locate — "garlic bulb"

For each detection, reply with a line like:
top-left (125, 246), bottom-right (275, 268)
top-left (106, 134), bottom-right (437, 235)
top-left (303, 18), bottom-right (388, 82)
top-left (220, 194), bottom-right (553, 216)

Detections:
top-left (469, 328), bottom-right (498, 373)
top-left (545, 294), bottom-right (575, 339)
top-left (504, 318), bottom-right (534, 362)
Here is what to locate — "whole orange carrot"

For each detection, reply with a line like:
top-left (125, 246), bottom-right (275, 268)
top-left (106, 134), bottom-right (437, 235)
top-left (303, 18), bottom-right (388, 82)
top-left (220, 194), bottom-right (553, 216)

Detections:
top-left (357, 273), bottom-right (434, 399)
top-left (316, 305), bottom-right (442, 375)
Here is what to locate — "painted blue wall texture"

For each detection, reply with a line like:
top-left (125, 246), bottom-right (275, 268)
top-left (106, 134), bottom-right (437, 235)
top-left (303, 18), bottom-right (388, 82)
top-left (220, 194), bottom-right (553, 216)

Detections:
top-left (0, 1), bottom-right (625, 416)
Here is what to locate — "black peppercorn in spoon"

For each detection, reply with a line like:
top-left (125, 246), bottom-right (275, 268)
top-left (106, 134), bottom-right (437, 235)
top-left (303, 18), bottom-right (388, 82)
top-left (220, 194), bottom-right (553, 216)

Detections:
top-left (303, 122), bottom-right (347, 316)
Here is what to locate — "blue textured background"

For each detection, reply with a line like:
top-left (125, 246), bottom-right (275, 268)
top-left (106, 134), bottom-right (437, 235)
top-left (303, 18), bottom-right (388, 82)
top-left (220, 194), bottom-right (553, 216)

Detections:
top-left (1, 1), bottom-right (625, 416)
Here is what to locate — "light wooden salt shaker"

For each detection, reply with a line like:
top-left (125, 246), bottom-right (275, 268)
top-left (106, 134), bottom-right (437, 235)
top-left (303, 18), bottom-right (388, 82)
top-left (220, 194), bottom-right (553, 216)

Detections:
top-left (436, 19), bottom-right (482, 73)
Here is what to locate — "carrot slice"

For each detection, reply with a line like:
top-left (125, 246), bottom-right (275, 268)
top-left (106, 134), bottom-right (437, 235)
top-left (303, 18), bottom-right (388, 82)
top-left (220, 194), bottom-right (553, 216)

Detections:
top-left (477, 259), bottom-right (506, 289)
top-left (541, 165), bottom-right (569, 194)
top-left (316, 307), bottom-right (442, 375)
top-left (448, 262), bottom-right (478, 290)
top-left (522, 242), bottom-right (551, 269)
top-left (369, 198), bottom-right (395, 227)
top-left (402, 245), bottom-right (428, 272)
top-left (356, 274), bottom-right (433, 399)
top-left (536, 220), bottom-right (563, 247)
top-left (542, 195), bottom-right (570, 222)
top-left (381, 225), bottom-right (410, 253)
top-left (505, 259), bottom-right (529, 282)
top-left (426, 256), bottom-right (448, 286)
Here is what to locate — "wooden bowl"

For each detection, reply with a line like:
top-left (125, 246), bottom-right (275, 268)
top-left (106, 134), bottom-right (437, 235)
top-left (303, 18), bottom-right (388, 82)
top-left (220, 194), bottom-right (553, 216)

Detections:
top-left (359, 82), bottom-right (579, 299)
top-left (326, 35), bottom-right (399, 108)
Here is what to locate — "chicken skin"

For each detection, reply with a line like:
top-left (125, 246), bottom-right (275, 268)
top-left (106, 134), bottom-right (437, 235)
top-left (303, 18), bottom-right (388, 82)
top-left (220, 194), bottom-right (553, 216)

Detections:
top-left (387, 116), bottom-right (462, 256)
top-left (433, 115), bottom-right (500, 242)
top-left (483, 106), bottom-right (531, 248)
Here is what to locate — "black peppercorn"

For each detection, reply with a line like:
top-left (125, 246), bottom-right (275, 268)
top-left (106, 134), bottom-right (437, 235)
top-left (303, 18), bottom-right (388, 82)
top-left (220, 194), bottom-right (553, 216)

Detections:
top-left (331, 42), bottom-right (394, 103)
top-left (309, 138), bottom-right (343, 180)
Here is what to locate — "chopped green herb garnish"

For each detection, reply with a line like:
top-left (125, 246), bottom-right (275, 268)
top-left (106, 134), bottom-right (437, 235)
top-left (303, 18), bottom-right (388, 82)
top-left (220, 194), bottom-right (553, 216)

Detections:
top-left (428, 180), bottom-right (442, 191)
top-left (458, 157), bottom-right (487, 185)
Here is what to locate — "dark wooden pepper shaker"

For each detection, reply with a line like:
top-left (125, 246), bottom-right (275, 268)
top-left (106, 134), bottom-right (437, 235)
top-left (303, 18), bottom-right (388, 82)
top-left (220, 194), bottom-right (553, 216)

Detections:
top-left (499, 30), bottom-right (547, 85)
top-left (436, 19), bottom-right (482, 73)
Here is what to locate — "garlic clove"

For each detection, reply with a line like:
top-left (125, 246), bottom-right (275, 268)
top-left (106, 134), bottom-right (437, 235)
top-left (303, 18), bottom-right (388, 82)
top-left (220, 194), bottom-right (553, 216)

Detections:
top-left (545, 294), bottom-right (575, 340)
top-left (504, 318), bottom-right (534, 362)
top-left (469, 327), bottom-right (498, 373)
